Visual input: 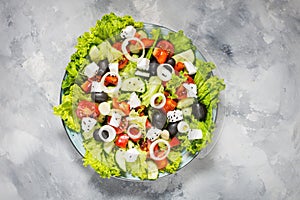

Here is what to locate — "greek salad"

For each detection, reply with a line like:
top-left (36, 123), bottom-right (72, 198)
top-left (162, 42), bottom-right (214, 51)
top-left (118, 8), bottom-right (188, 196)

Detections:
top-left (54, 13), bottom-right (225, 180)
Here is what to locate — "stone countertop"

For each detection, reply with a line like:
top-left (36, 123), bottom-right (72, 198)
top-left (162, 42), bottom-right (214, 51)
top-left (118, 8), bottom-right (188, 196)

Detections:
top-left (0, 0), bottom-right (299, 199)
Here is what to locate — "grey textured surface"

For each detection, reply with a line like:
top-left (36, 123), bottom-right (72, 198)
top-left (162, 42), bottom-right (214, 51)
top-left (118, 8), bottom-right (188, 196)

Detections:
top-left (1, 0), bottom-right (300, 199)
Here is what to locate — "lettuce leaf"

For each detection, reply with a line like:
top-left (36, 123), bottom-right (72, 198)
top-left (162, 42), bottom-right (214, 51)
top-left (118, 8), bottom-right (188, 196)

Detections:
top-left (164, 30), bottom-right (196, 54)
top-left (165, 71), bottom-right (187, 99)
top-left (146, 28), bottom-right (161, 59)
top-left (119, 61), bottom-right (137, 79)
top-left (140, 76), bottom-right (162, 107)
top-left (164, 151), bottom-right (182, 174)
top-left (126, 150), bottom-right (148, 180)
top-left (53, 84), bottom-right (91, 132)
top-left (83, 139), bottom-right (120, 178)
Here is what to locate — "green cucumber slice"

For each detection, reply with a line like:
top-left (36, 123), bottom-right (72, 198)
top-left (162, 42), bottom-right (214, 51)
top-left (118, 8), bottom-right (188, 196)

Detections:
top-left (147, 161), bottom-right (158, 180)
top-left (115, 149), bottom-right (126, 171)
top-left (121, 77), bottom-right (145, 93)
top-left (172, 49), bottom-right (195, 63)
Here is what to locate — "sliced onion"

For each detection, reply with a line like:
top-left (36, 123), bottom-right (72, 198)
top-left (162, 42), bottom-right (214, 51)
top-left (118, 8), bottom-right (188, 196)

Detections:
top-left (127, 124), bottom-right (142, 140)
top-left (121, 37), bottom-right (145, 62)
top-left (99, 72), bottom-right (122, 94)
top-left (98, 125), bottom-right (116, 142)
top-left (150, 93), bottom-right (166, 109)
top-left (149, 139), bottom-right (170, 161)
top-left (157, 64), bottom-right (174, 81)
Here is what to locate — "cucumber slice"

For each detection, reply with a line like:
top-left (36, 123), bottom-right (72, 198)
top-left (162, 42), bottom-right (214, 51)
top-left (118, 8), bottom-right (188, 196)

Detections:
top-left (177, 97), bottom-right (195, 109)
top-left (89, 46), bottom-right (101, 63)
top-left (172, 49), bottom-right (195, 63)
top-left (115, 149), bottom-right (126, 171)
top-left (121, 77), bottom-right (145, 93)
top-left (137, 30), bottom-right (148, 39)
top-left (182, 107), bottom-right (192, 117)
top-left (147, 161), bottom-right (158, 180)
top-left (103, 142), bottom-right (115, 154)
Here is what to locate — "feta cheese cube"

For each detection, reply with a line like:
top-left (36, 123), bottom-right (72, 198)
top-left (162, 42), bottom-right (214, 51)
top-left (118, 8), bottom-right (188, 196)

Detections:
top-left (128, 92), bottom-right (141, 109)
top-left (135, 70), bottom-right (150, 78)
top-left (84, 62), bottom-right (99, 78)
top-left (109, 62), bottom-right (119, 74)
top-left (146, 127), bottom-right (161, 141)
top-left (108, 110), bottom-right (122, 127)
top-left (124, 148), bottom-right (140, 162)
top-left (167, 110), bottom-right (183, 123)
top-left (188, 129), bottom-right (203, 140)
top-left (137, 58), bottom-right (150, 71)
top-left (183, 61), bottom-right (197, 75)
top-left (183, 83), bottom-right (197, 98)
top-left (91, 81), bottom-right (103, 93)
top-left (120, 26), bottom-right (136, 39)
top-left (81, 117), bottom-right (97, 132)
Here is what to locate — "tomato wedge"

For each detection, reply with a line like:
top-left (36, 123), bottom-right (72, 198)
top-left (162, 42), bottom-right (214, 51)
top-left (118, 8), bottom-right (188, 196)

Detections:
top-left (76, 100), bottom-right (100, 119)
top-left (118, 56), bottom-right (128, 69)
top-left (174, 62), bottom-right (185, 72)
top-left (115, 134), bottom-right (129, 148)
top-left (156, 40), bottom-right (175, 58)
top-left (169, 136), bottom-right (181, 147)
top-left (154, 151), bottom-right (169, 169)
top-left (184, 74), bottom-right (195, 84)
top-left (141, 38), bottom-right (155, 48)
top-left (112, 42), bottom-right (122, 51)
top-left (80, 80), bottom-right (92, 93)
top-left (175, 85), bottom-right (188, 100)
top-left (163, 98), bottom-right (177, 113)
top-left (112, 98), bottom-right (131, 115)
top-left (153, 48), bottom-right (168, 64)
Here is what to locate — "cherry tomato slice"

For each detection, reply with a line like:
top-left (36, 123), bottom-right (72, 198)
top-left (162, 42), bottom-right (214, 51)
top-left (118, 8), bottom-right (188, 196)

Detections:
top-left (156, 40), bottom-right (175, 57)
top-left (112, 42), bottom-right (122, 51)
top-left (104, 75), bottom-right (118, 86)
top-left (76, 100), bottom-right (100, 119)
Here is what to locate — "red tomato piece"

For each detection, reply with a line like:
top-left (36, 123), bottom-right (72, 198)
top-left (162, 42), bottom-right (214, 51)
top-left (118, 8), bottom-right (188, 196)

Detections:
top-left (184, 74), bottom-right (195, 84)
top-left (104, 75), bottom-right (118, 86)
top-left (115, 134), bottom-right (129, 149)
top-left (169, 137), bottom-right (181, 148)
top-left (76, 100), bottom-right (100, 119)
top-left (118, 56), bottom-right (128, 69)
top-left (175, 85), bottom-right (188, 100)
top-left (174, 62), bottom-right (185, 72)
top-left (80, 80), bottom-right (92, 93)
top-left (153, 48), bottom-right (168, 64)
top-left (156, 40), bottom-right (175, 58)
top-left (145, 119), bottom-right (152, 129)
top-left (154, 152), bottom-right (169, 169)
top-left (141, 38), bottom-right (155, 48)
top-left (163, 98), bottom-right (177, 113)
top-left (112, 42), bottom-right (122, 51)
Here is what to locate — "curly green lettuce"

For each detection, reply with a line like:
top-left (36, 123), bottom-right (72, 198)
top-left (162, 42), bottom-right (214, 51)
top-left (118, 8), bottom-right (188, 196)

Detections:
top-left (164, 30), bottom-right (196, 54)
top-left (165, 71), bottom-right (187, 99)
top-left (164, 151), bottom-right (182, 174)
top-left (53, 84), bottom-right (91, 132)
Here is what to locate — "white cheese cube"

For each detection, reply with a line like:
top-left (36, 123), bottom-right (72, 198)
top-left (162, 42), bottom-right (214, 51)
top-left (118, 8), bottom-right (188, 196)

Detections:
top-left (183, 83), bottom-right (197, 98)
top-left (84, 62), bottom-right (99, 78)
top-left (120, 26), bottom-right (136, 39)
top-left (108, 110), bottom-right (122, 127)
top-left (109, 62), bottom-right (119, 74)
top-left (137, 58), bottom-right (150, 71)
top-left (167, 110), bottom-right (183, 123)
top-left (81, 117), bottom-right (97, 132)
top-left (128, 92), bottom-right (141, 109)
top-left (135, 70), bottom-right (150, 78)
top-left (91, 81), bottom-right (103, 93)
top-left (188, 129), bottom-right (203, 140)
top-left (124, 148), bottom-right (140, 162)
top-left (183, 61), bottom-right (197, 75)
top-left (146, 127), bottom-right (161, 141)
